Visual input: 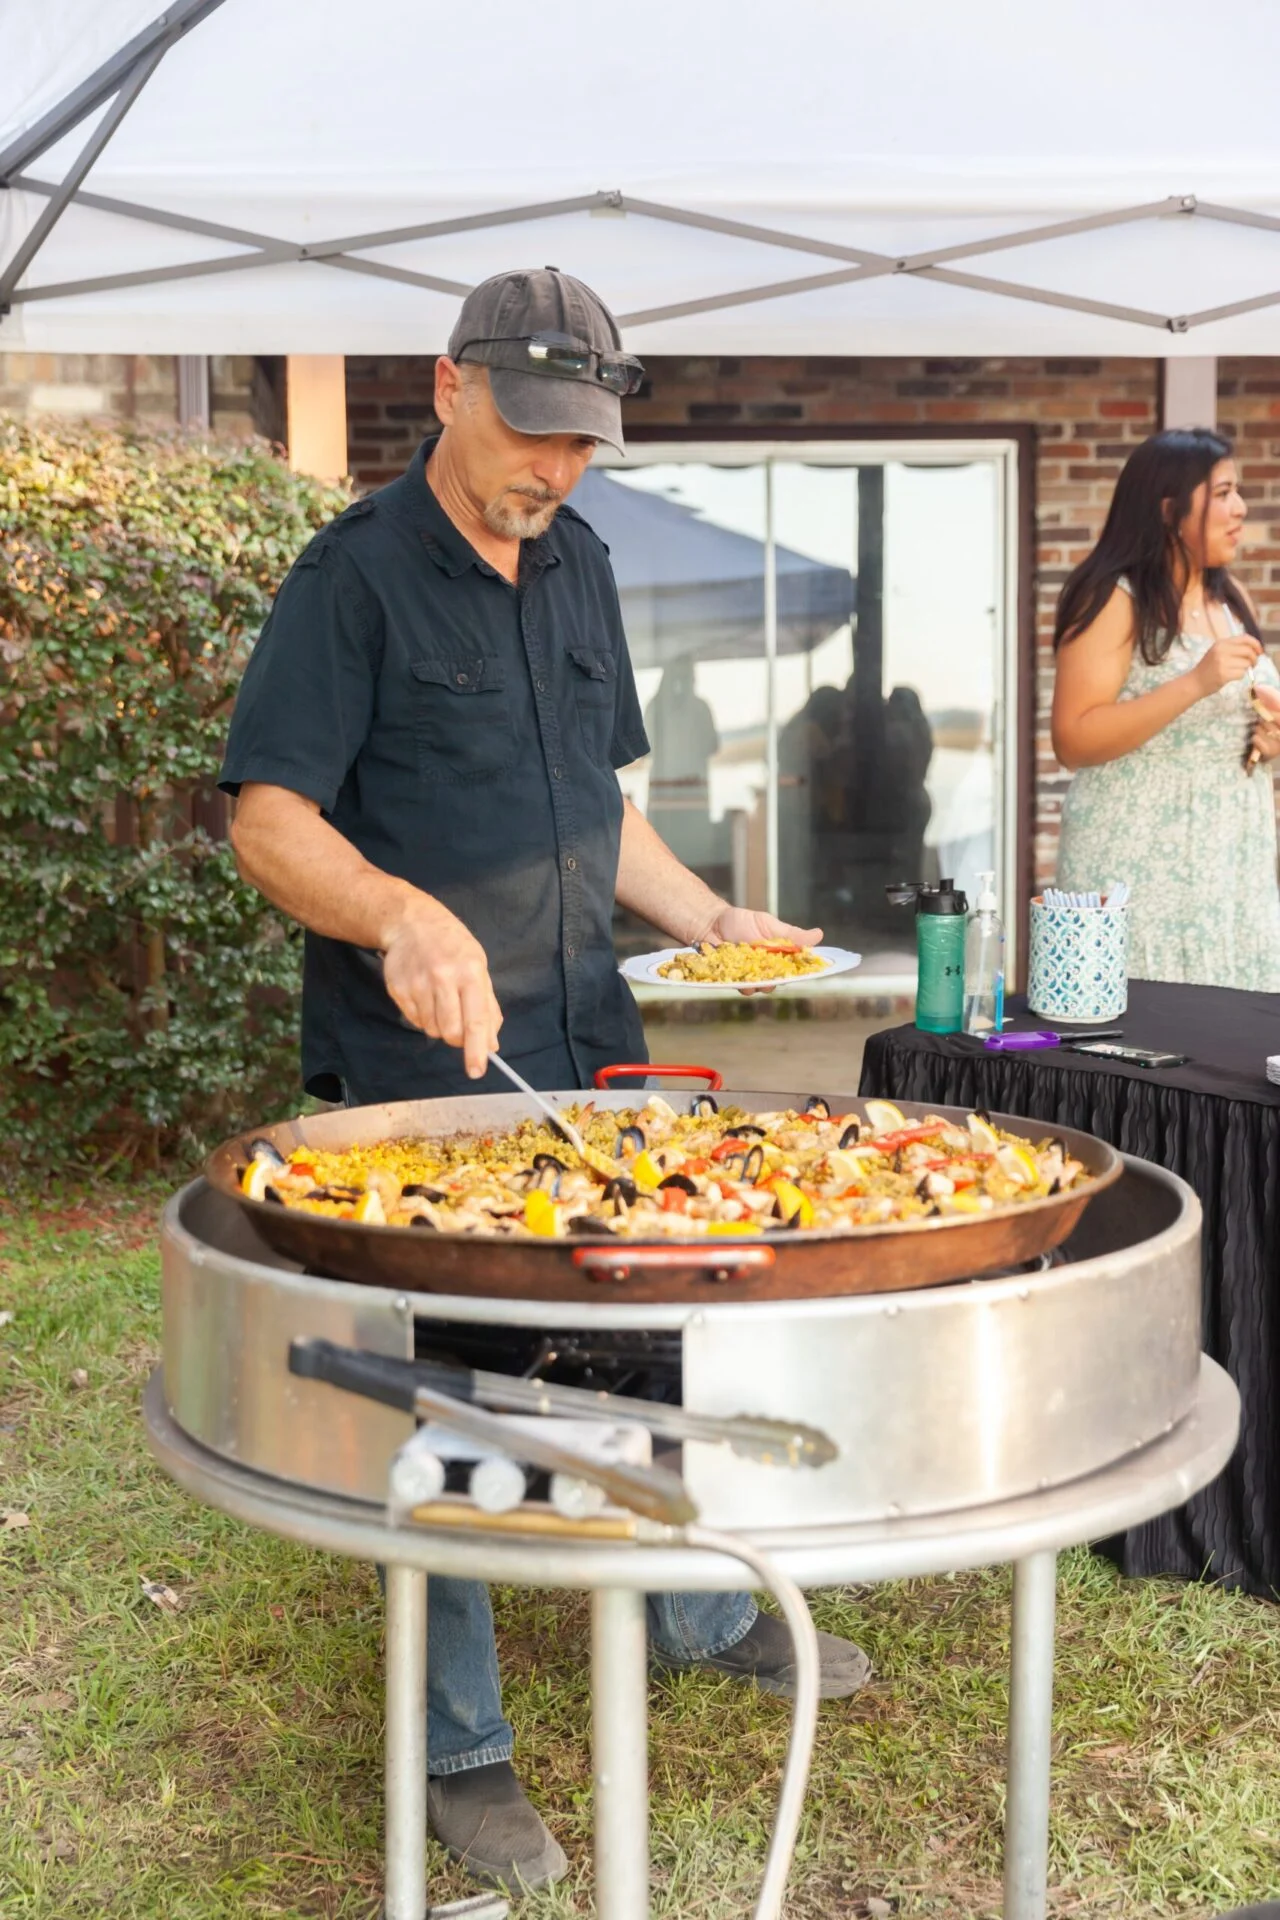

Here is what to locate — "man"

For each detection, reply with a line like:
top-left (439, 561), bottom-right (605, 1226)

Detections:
top-left (221, 267), bottom-right (869, 1892)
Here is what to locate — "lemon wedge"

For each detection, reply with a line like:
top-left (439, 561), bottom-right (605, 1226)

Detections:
top-left (967, 1113), bottom-right (1001, 1154)
top-left (241, 1159), bottom-right (278, 1202)
top-left (825, 1147), bottom-right (877, 1182)
top-left (995, 1141), bottom-right (1040, 1188)
top-left (353, 1188), bottom-right (386, 1225)
top-left (862, 1100), bottom-right (906, 1135)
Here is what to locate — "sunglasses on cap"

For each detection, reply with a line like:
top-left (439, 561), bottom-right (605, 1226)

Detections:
top-left (456, 331), bottom-right (646, 397)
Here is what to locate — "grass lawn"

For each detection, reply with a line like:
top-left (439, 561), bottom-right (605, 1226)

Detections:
top-left (3, 1191), bottom-right (1280, 1919)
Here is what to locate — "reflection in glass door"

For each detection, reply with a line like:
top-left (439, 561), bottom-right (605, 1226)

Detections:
top-left (580, 444), bottom-right (1015, 978)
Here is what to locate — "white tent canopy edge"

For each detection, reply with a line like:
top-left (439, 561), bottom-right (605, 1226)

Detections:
top-left (3, 0), bottom-right (1280, 355)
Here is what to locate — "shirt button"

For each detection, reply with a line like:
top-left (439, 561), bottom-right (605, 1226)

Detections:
top-left (565, 856), bottom-right (578, 871)
top-left (535, 677), bottom-right (547, 693)
top-left (566, 944), bottom-right (577, 959)
top-left (552, 765), bottom-right (564, 780)
top-left (455, 671), bottom-right (470, 686)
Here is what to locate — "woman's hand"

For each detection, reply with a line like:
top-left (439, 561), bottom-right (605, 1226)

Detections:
top-left (1192, 633), bottom-right (1262, 697)
top-left (1246, 682), bottom-right (1280, 771)
top-left (1247, 720), bottom-right (1280, 768)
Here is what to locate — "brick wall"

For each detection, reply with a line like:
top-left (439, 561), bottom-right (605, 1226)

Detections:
top-left (11, 350), bottom-right (1275, 893)
top-left (1218, 358), bottom-right (1280, 628)
top-left (346, 353), bottom-right (1182, 886)
top-left (0, 352), bottom-right (260, 436)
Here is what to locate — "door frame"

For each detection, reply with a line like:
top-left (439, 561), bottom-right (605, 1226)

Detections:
top-left (609, 425), bottom-right (1037, 985)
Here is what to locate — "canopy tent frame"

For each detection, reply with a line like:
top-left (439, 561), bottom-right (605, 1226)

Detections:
top-left (4, 2), bottom-right (1280, 338)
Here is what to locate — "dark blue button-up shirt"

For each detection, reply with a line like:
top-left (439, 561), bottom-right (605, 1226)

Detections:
top-left (219, 438), bottom-right (650, 1101)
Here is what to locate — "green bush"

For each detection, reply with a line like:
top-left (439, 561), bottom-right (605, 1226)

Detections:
top-left (0, 416), bottom-right (352, 1169)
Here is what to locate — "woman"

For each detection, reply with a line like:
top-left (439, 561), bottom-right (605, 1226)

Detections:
top-left (1053, 428), bottom-right (1280, 989)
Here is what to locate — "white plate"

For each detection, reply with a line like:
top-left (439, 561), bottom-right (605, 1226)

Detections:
top-left (619, 945), bottom-right (862, 991)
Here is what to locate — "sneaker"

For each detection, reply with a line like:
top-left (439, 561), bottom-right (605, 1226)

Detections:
top-left (427, 1759), bottom-right (568, 1892)
top-left (657, 1610), bottom-right (872, 1699)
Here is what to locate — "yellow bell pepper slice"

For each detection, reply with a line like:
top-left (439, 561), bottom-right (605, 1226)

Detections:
top-left (630, 1151), bottom-right (663, 1193)
top-left (771, 1180), bottom-right (815, 1228)
top-left (524, 1189), bottom-right (562, 1236)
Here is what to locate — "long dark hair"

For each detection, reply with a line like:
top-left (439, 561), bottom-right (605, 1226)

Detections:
top-left (1054, 428), bottom-right (1258, 661)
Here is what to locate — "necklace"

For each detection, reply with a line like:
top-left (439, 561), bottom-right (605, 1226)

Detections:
top-left (1184, 596), bottom-right (1224, 638)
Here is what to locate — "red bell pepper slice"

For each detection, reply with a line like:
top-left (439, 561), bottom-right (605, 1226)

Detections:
top-left (710, 1137), bottom-right (751, 1161)
top-left (864, 1124), bottom-right (944, 1153)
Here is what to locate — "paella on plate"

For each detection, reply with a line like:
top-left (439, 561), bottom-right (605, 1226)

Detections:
top-left (235, 1095), bottom-right (1092, 1241)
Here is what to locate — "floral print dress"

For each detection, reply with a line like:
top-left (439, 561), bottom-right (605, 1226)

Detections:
top-left (1056, 586), bottom-right (1280, 989)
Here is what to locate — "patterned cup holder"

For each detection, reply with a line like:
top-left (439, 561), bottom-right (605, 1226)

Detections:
top-left (1028, 903), bottom-right (1129, 1024)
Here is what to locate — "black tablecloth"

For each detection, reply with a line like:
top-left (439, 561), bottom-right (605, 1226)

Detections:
top-left (860, 979), bottom-right (1280, 1598)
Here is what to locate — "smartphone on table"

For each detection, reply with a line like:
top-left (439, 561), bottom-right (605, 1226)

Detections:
top-left (1061, 1040), bottom-right (1188, 1068)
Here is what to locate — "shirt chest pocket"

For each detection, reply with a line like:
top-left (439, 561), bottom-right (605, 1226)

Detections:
top-left (410, 656), bottom-right (516, 783)
top-left (567, 646), bottom-right (614, 765)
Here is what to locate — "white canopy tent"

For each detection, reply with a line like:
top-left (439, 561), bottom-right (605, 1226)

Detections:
top-left (3, 0), bottom-right (1280, 357)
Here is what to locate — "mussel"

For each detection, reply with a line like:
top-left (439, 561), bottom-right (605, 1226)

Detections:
top-left (402, 1182), bottom-right (447, 1202)
top-left (658, 1172), bottom-right (698, 1195)
top-left (837, 1121), bottom-right (862, 1149)
top-left (731, 1123), bottom-right (767, 1139)
top-left (568, 1214), bottom-right (616, 1235)
top-left (528, 1153), bottom-right (567, 1196)
top-left (408, 1214), bottom-right (439, 1231)
top-left (262, 1188), bottom-right (285, 1206)
top-left (248, 1137), bottom-right (287, 1167)
top-left (614, 1124), bottom-right (646, 1157)
top-left (804, 1096), bottom-right (831, 1118)
top-left (720, 1143), bottom-right (765, 1183)
top-left (690, 1093), bottom-right (719, 1117)
top-left (602, 1176), bottom-right (639, 1209)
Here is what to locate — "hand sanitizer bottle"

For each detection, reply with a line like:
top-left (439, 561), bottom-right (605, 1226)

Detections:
top-left (963, 871), bottom-right (1005, 1037)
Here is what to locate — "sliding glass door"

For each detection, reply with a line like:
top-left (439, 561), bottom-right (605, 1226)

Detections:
top-left (582, 440), bottom-right (1020, 981)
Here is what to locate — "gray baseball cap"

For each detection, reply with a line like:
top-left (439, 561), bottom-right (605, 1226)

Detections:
top-left (447, 267), bottom-right (642, 455)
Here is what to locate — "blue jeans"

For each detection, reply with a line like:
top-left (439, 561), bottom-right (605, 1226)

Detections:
top-left (427, 1578), bottom-right (758, 1774)
top-left (341, 1073), bottom-right (757, 1772)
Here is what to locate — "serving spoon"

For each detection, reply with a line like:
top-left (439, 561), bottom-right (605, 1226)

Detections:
top-left (487, 1051), bottom-right (618, 1179)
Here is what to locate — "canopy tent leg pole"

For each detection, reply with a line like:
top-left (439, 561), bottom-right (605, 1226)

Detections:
top-left (764, 461), bottom-right (779, 918)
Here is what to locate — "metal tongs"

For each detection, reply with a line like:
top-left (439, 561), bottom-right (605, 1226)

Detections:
top-left (290, 1337), bottom-right (837, 1507)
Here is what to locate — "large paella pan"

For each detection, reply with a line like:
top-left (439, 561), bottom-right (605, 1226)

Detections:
top-left (206, 1075), bottom-right (1122, 1304)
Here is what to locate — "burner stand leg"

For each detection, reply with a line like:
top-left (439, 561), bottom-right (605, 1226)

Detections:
top-left (1002, 1549), bottom-right (1057, 1920)
top-left (591, 1586), bottom-right (649, 1920)
top-left (385, 1563), bottom-right (428, 1920)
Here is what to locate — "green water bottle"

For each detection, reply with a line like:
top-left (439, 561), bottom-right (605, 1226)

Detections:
top-left (888, 878), bottom-right (969, 1033)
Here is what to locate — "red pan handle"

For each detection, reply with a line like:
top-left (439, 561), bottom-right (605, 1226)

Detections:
top-left (593, 1062), bottom-right (724, 1090)
top-left (573, 1245), bottom-right (774, 1281)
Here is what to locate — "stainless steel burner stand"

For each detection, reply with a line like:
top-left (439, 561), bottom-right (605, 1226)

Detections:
top-left (144, 1359), bottom-right (1238, 1920)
